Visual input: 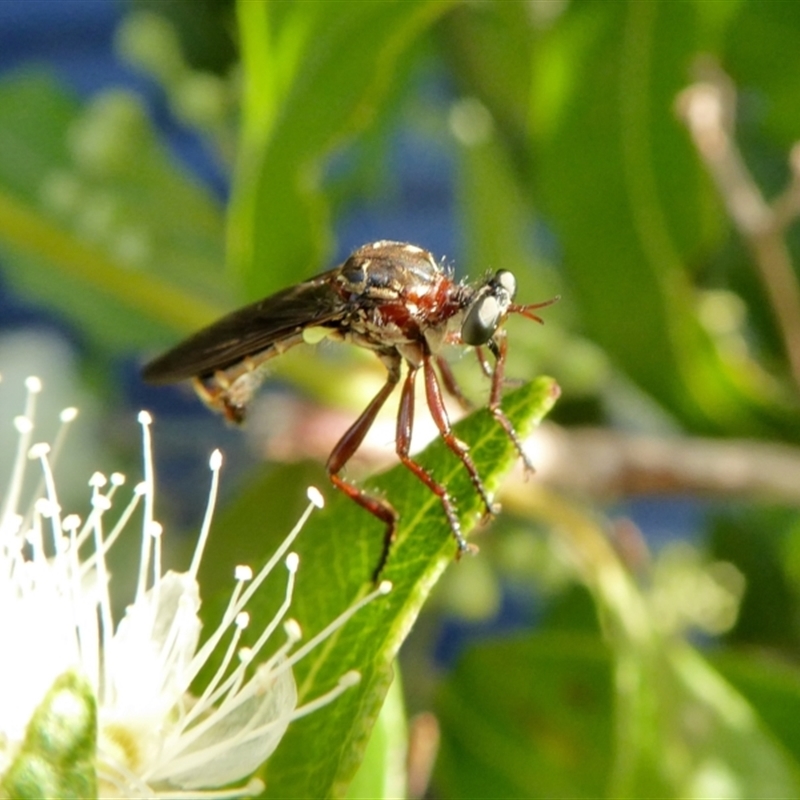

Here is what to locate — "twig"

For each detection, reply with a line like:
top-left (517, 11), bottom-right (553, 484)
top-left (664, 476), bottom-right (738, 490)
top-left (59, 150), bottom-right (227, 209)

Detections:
top-left (676, 62), bottom-right (800, 392)
top-left (527, 423), bottom-right (800, 505)
top-left (251, 392), bottom-right (800, 506)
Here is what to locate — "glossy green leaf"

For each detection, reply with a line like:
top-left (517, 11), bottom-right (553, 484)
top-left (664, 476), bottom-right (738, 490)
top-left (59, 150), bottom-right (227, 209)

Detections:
top-left (198, 376), bottom-right (559, 798)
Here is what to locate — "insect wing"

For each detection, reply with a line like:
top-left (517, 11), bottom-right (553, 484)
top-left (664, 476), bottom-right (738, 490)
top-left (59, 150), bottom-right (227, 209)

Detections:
top-left (142, 270), bottom-right (348, 383)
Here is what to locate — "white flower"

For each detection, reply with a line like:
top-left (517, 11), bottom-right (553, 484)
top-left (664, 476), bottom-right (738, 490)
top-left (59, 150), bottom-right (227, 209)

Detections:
top-left (0, 375), bottom-right (391, 799)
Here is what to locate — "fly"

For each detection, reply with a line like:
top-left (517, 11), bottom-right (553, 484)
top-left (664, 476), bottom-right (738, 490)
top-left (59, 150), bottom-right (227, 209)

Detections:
top-left (142, 240), bottom-right (557, 579)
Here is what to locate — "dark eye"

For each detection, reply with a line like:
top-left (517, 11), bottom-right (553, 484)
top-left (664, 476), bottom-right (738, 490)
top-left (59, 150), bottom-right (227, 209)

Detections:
top-left (461, 294), bottom-right (502, 345)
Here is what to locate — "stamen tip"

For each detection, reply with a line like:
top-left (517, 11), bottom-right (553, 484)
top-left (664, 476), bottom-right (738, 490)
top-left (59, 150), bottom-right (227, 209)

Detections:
top-left (59, 407), bottom-right (78, 422)
top-left (285, 552), bottom-right (300, 573)
top-left (91, 495), bottom-right (111, 511)
top-left (244, 778), bottom-right (265, 796)
top-left (284, 618), bottom-right (302, 641)
top-left (35, 497), bottom-right (60, 518)
top-left (378, 580), bottom-right (393, 595)
top-left (27, 442), bottom-right (50, 459)
top-left (14, 416), bottom-right (33, 434)
top-left (89, 472), bottom-right (107, 488)
top-left (209, 448), bottom-right (223, 470)
top-left (62, 513), bottom-right (81, 531)
top-left (110, 472), bottom-right (126, 486)
top-left (340, 670), bottom-right (361, 688)
top-left (307, 486), bottom-right (324, 508)
top-left (137, 410), bottom-right (152, 426)
top-left (25, 376), bottom-right (42, 393)
top-left (236, 611), bottom-right (250, 629)
top-left (235, 564), bottom-right (253, 581)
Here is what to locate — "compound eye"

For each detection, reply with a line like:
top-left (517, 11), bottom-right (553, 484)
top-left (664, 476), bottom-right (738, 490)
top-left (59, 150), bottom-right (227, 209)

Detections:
top-left (461, 294), bottom-right (502, 346)
top-left (494, 270), bottom-right (517, 299)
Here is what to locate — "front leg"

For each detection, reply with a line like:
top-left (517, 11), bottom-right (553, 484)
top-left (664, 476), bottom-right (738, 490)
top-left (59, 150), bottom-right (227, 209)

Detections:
top-left (487, 334), bottom-right (536, 473)
top-left (423, 354), bottom-right (498, 518)
top-left (395, 364), bottom-right (476, 558)
top-left (326, 356), bottom-right (401, 580)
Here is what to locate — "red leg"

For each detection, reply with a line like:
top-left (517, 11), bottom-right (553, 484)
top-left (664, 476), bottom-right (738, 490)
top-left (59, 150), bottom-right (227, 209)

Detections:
top-left (435, 356), bottom-right (473, 412)
top-left (423, 354), bottom-right (497, 517)
top-left (327, 358), bottom-right (401, 580)
top-left (473, 346), bottom-right (494, 379)
top-left (487, 334), bottom-right (535, 472)
top-left (396, 365), bottom-right (475, 557)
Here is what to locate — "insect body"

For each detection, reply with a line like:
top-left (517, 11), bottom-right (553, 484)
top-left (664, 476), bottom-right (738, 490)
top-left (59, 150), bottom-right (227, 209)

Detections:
top-left (143, 241), bottom-right (555, 578)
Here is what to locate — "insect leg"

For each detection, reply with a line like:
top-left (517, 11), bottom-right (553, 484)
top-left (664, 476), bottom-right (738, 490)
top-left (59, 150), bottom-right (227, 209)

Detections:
top-left (435, 356), bottom-right (473, 412)
top-left (487, 334), bottom-right (536, 472)
top-left (423, 354), bottom-right (498, 517)
top-left (192, 375), bottom-right (246, 424)
top-left (473, 346), bottom-right (494, 379)
top-left (396, 365), bottom-right (477, 558)
top-left (326, 358), bottom-right (401, 581)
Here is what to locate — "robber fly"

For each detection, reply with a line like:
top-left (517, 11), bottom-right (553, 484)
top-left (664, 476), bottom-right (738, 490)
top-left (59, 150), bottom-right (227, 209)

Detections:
top-left (143, 240), bottom-right (556, 578)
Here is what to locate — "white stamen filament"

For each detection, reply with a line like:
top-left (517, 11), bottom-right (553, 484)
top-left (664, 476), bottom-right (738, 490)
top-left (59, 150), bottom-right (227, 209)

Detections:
top-left (169, 554), bottom-right (301, 746)
top-left (135, 410), bottom-right (155, 605)
top-left (291, 671), bottom-right (362, 720)
top-left (189, 449), bottom-right (222, 580)
top-left (0, 376), bottom-right (40, 524)
top-left (183, 494), bottom-right (319, 691)
top-left (0, 383), bottom-right (389, 799)
top-left (278, 580), bottom-right (393, 673)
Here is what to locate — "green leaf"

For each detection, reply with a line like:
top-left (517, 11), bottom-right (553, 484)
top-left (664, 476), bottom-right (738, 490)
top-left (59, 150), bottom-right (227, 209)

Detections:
top-left (527, 491), bottom-right (800, 798)
top-left (715, 651), bottom-right (800, 768)
top-left (612, 642), bottom-right (800, 798)
top-left (0, 671), bottom-right (97, 800)
top-left (229, 0), bottom-right (456, 298)
top-left (0, 72), bottom-right (228, 352)
top-left (345, 668), bottom-right (408, 800)
top-left (434, 632), bottom-right (613, 799)
top-left (198, 376), bottom-right (559, 798)
top-left (532, 0), bottom-right (800, 438)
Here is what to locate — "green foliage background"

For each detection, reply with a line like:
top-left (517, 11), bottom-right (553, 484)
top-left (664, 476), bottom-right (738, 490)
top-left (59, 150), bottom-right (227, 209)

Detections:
top-left (3, 1), bottom-right (800, 798)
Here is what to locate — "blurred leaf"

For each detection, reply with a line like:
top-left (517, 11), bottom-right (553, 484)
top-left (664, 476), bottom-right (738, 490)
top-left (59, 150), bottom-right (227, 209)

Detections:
top-left (346, 669), bottom-right (407, 800)
top-left (442, 0), bottom-right (800, 437)
top-left (709, 507), bottom-right (800, 655)
top-left (521, 490), bottom-right (800, 799)
top-left (611, 642), bottom-right (800, 798)
top-left (725, 1), bottom-right (800, 147)
top-left (229, 0), bottom-right (455, 298)
top-left (440, 2), bottom-right (535, 152)
top-left (199, 376), bottom-right (559, 798)
top-left (715, 652), bottom-right (800, 768)
top-left (434, 632), bottom-right (613, 799)
top-left (532, 0), bottom-right (800, 438)
top-left (130, 0), bottom-right (238, 74)
top-left (0, 72), bottom-right (227, 352)
top-left (0, 193), bottom-right (220, 351)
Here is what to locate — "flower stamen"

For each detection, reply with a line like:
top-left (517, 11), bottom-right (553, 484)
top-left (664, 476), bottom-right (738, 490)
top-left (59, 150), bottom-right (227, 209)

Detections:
top-left (1, 387), bottom-right (388, 799)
